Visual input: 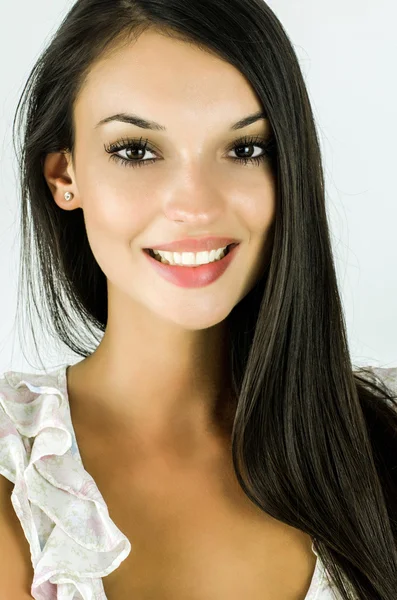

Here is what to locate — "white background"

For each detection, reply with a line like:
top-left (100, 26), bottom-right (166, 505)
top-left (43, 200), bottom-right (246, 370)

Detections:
top-left (0, 0), bottom-right (395, 373)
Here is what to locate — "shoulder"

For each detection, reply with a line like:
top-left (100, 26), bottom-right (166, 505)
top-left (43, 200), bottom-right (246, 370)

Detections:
top-left (354, 365), bottom-right (397, 394)
top-left (0, 366), bottom-right (69, 483)
top-left (0, 372), bottom-right (25, 485)
top-left (0, 373), bottom-right (36, 597)
top-left (0, 365), bottom-right (71, 598)
top-left (354, 366), bottom-right (397, 421)
top-left (364, 366), bottom-right (397, 393)
top-left (0, 472), bottom-right (35, 598)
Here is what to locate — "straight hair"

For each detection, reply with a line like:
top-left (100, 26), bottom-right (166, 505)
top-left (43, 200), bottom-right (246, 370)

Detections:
top-left (12, 1), bottom-right (397, 598)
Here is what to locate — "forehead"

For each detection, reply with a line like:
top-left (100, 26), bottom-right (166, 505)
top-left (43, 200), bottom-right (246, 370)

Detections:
top-left (74, 30), bottom-right (261, 128)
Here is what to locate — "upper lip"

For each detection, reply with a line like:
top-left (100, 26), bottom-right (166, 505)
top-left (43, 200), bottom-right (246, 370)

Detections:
top-left (145, 237), bottom-right (240, 253)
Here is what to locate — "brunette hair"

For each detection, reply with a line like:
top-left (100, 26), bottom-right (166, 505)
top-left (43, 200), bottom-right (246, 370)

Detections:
top-left (12, 1), bottom-right (397, 598)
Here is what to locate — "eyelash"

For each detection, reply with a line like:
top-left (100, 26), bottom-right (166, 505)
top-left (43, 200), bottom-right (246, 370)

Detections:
top-left (103, 134), bottom-right (275, 169)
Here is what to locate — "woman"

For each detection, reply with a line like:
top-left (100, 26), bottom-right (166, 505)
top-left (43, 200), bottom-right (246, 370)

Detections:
top-left (0, 0), bottom-right (396, 598)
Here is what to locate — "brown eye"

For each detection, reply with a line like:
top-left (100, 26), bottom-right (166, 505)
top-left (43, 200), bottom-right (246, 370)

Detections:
top-left (104, 134), bottom-right (275, 169)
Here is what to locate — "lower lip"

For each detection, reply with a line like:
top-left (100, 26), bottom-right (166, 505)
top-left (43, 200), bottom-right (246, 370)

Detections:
top-left (142, 244), bottom-right (240, 288)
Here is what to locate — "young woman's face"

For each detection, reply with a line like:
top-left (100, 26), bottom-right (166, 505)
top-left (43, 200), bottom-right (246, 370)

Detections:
top-left (66, 30), bottom-right (276, 330)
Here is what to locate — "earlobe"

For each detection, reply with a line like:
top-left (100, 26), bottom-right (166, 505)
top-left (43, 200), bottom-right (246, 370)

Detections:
top-left (43, 151), bottom-right (79, 209)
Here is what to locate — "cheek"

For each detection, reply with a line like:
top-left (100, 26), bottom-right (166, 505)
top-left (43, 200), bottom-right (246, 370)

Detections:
top-left (237, 177), bottom-right (276, 237)
top-left (79, 173), bottom-right (153, 239)
top-left (240, 178), bottom-right (276, 276)
top-left (75, 149), bottom-right (146, 227)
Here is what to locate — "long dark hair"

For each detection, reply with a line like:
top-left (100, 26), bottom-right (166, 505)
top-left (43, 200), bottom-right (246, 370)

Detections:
top-left (12, 0), bottom-right (397, 597)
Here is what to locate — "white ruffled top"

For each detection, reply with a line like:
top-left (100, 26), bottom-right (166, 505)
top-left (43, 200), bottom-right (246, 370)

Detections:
top-left (2, 363), bottom-right (393, 599)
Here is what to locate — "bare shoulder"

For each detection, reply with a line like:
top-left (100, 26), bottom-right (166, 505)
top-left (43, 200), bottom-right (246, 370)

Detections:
top-left (0, 473), bottom-right (35, 598)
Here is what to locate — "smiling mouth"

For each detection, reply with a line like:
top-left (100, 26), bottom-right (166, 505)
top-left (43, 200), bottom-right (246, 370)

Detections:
top-left (144, 243), bottom-right (238, 266)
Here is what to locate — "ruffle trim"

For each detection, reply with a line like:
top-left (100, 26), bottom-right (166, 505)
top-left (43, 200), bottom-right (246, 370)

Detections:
top-left (0, 364), bottom-right (333, 599)
top-left (0, 366), bottom-right (131, 600)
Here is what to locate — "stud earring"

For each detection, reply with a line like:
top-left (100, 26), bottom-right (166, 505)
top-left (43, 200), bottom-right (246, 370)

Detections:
top-left (64, 192), bottom-right (74, 202)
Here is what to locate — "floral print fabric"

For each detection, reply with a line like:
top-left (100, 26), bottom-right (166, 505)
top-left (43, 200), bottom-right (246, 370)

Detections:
top-left (0, 364), bottom-right (395, 599)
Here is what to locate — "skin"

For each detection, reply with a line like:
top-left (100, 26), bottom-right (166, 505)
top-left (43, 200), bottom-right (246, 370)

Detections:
top-left (39, 31), bottom-right (319, 600)
top-left (43, 29), bottom-right (276, 457)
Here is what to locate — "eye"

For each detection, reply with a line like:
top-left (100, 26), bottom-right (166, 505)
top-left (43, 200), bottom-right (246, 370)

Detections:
top-left (104, 134), bottom-right (275, 169)
top-left (226, 136), bottom-right (271, 166)
top-left (104, 137), bottom-right (157, 169)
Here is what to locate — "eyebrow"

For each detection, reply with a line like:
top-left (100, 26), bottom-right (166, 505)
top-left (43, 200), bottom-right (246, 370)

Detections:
top-left (95, 110), bottom-right (267, 132)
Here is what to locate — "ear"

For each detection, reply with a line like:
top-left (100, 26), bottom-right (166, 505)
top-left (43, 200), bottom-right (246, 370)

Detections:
top-left (43, 151), bottom-right (81, 210)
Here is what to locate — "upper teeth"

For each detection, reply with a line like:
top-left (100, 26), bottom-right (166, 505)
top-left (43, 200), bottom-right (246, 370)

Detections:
top-left (151, 246), bottom-right (228, 266)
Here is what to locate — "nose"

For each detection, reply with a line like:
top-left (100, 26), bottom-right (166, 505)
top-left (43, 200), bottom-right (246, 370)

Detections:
top-left (161, 166), bottom-right (225, 225)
